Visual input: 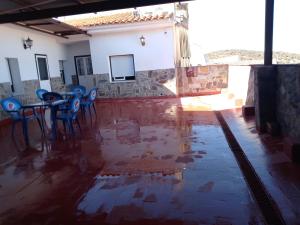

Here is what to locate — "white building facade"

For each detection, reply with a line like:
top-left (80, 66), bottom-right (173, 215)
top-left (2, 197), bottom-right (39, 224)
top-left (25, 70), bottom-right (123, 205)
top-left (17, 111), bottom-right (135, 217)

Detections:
top-left (0, 5), bottom-right (190, 120)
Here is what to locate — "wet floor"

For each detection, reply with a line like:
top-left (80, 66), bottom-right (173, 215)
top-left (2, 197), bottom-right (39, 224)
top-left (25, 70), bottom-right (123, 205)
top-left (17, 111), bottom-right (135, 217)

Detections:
top-left (0, 98), bottom-right (265, 225)
top-left (222, 109), bottom-right (300, 225)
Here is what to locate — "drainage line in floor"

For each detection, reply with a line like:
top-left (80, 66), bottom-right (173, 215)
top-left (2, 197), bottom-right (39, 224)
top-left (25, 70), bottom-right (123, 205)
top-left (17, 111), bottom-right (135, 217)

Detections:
top-left (215, 111), bottom-right (286, 225)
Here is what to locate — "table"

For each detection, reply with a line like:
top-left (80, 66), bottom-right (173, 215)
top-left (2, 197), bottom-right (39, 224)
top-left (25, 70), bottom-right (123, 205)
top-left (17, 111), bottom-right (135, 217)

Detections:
top-left (22, 99), bottom-right (67, 143)
top-left (60, 92), bottom-right (76, 97)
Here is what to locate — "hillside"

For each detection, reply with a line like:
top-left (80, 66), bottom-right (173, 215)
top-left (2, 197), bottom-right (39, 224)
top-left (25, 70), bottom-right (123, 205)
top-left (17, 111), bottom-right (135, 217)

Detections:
top-left (205, 49), bottom-right (300, 65)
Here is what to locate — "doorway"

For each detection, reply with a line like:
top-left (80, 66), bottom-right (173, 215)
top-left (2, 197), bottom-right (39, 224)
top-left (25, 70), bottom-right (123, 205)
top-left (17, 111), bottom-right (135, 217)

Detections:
top-left (74, 55), bottom-right (94, 90)
top-left (35, 54), bottom-right (51, 91)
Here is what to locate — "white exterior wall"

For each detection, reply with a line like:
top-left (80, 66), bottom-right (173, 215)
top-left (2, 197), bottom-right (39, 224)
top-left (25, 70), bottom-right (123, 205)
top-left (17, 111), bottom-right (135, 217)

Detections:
top-left (89, 25), bottom-right (175, 75)
top-left (0, 24), bottom-right (66, 83)
top-left (0, 22), bottom-right (175, 85)
top-left (64, 41), bottom-right (91, 84)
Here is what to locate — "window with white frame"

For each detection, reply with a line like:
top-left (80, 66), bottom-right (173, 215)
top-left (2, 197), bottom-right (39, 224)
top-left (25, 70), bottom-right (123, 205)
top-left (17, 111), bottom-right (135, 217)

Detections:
top-left (35, 54), bottom-right (49, 81)
top-left (75, 55), bottom-right (93, 76)
top-left (109, 54), bottom-right (135, 82)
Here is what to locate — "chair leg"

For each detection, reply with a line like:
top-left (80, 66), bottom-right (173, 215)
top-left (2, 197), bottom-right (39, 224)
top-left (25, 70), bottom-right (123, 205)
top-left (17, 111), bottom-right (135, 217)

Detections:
top-left (69, 119), bottom-right (75, 136)
top-left (75, 118), bottom-right (81, 133)
top-left (88, 105), bottom-right (92, 118)
top-left (63, 120), bottom-right (67, 135)
top-left (11, 121), bottom-right (16, 137)
top-left (88, 105), bottom-right (93, 126)
top-left (92, 102), bottom-right (97, 115)
top-left (67, 119), bottom-right (71, 135)
top-left (81, 106), bottom-right (85, 120)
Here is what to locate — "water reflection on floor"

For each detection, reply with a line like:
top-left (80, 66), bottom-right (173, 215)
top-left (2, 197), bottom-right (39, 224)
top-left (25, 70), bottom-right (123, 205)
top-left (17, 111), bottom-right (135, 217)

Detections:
top-left (0, 98), bottom-right (264, 225)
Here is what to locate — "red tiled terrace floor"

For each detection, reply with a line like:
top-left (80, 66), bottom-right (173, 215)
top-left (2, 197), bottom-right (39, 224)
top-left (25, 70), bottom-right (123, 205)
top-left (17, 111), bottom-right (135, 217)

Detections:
top-left (0, 98), bottom-right (299, 224)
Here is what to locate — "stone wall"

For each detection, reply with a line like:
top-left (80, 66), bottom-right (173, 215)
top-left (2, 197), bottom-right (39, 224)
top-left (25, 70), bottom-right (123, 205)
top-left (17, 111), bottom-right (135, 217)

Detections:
top-left (252, 64), bottom-right (300, 141)
top-left (277, 65), bottom-right (300, 141)
top-left (0, 79), bottom-right (40, 121)
top-left (74, 66), bottom-right (229, 98)
top-left (253, 66), bottom-right (277, 132)
top-left (176, 65), bottom-right (228, 96)
top-left (95, 68), bottom-right (176, 98)
top-left (19, 80), bottom-right (40, 104)
top-left (50, 77), bottom-right (66, 93)
top-left (0, 82), bottom-right (12, 121)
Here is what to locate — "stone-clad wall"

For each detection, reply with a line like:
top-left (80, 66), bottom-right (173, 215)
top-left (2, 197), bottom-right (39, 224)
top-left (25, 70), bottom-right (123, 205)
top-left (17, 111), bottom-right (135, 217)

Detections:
top-left (0, 79), bottom-right (40, 121)
top-left (277, 65), bottom-right (300, 141)
top-left (93, 66), bottom-right (228, 99)
top-left (176, 65), bottom-right (229, 96)
top-left (95, 68), bottom-right (176, 98)
top-left (0, 76), bottom-right (65, 121)
top-left (50, 77), bottom-right (66, 92)
top-left (19, 80), bottom-right (40, 104)
top-left (0, 82), bottom-right (12, 121)
top-left (253, 64), bottom-right (300, 141)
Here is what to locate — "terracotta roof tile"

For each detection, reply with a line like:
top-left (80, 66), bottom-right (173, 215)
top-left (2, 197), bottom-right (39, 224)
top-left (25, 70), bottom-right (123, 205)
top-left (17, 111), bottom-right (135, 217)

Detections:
top-left (65, 11), bottom-right (173, 28)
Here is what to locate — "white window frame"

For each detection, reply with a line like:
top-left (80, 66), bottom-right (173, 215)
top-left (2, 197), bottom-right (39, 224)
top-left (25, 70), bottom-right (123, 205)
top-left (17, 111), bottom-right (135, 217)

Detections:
top-left (35, 54), bottom-right (50, 81)
top-left (109, 54), bottom-right (136, 83)
top-left (74, 55), bottom-right (93, 76)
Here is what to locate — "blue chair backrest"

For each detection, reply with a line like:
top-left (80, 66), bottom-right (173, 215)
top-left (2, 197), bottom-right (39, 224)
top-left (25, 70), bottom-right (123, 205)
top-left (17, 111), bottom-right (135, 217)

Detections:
top-left (72, 85), bottom-right (86, 97)
top-left (36, 89), bottom-right (48, 101)
top-left (0, 97), bottom-right (22, 120)
top-left (42, 92), bottom-right (63, 102)
top-left (88, 88), bottom-right (97, 101)
top-left (70, 97), bottom-right (80, 114)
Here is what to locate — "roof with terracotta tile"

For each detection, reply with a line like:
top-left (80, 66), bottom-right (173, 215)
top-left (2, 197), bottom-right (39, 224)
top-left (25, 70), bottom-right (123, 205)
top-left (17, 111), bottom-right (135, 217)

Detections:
top-left (65, 11), bottom-right (173, 28)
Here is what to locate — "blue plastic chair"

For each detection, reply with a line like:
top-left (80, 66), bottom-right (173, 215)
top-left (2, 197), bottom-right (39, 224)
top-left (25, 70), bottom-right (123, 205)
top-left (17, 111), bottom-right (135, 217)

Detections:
top-left (71, 85), bottom-right (87, 98)
top-left (80, 87), bottom-right (98, 118)
top-left (56, 97), bottom-right (81, 136)
top-left (0, 97), bottom-right (42, 145)
top-left (36, 89), bottom-right (48, 101)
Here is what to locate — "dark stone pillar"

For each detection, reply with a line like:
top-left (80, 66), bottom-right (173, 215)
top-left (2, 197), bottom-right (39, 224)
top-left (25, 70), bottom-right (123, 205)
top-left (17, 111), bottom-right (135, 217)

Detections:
top-left (264, 0), bottom-right (274, 65)
top-left (253, 65), bottom-right (277, 132)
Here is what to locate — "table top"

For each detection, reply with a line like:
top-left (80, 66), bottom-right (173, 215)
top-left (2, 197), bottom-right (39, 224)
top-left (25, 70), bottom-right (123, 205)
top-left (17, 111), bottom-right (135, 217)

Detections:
top-left (22, 99), bottom-right (67, 108)
top-left (51, 99), bottom-right (67, 106)
top-left (60, 92), bottom-right (76, 96)
top-left (60, 91), bottom-right (89, 98)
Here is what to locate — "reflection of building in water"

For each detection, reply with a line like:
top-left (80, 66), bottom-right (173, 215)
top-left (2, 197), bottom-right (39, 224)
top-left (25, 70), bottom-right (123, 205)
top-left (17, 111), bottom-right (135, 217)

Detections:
top-left (175, 106), bottom-right (193, 154)
top-left (98, 100), bottom-right (198, 175)
top-left (115, 119), bottom-right (141, 144)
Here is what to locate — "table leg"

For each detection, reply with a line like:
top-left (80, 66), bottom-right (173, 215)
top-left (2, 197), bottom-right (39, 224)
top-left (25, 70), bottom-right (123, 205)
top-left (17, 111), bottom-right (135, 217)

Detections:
top-left (39, 106), bottom-right (46, 136)
top-left (22, 119), bottom-right (29, 146)
top-left (50, 106), bottom-right (58, 140)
